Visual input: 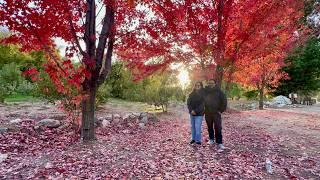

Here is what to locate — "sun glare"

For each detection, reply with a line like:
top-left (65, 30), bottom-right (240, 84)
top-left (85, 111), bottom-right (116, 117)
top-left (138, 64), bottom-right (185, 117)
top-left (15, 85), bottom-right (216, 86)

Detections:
top-left (178, 69), bottom-right (190, 88)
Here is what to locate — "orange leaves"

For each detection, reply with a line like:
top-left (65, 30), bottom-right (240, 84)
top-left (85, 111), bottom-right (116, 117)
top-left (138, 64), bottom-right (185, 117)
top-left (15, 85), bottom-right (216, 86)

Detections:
top-left (127, 0), bottom-right (134, 8)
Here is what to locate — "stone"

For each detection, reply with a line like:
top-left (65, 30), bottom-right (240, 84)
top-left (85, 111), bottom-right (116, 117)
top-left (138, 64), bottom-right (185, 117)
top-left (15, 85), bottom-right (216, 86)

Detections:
top-left (94, 117), bottom-right (103, 127)
top-left (36, 119), bottom-right (61, 128)
top-left (0, 127), bottom-right (8, 133)
top-left (49, 115), bottom-right (66, 120)
top-left (45, 162), bottom-right (53, 169)
top-left (9, 118), bottom-right (23, 124)
top-left (147, 113), bottom-right (158, 123)
top-left (113, 114), bottom-right (121, 119)
top-left (0, 153), bottom-right (8, 163)
top-left (105, 114), bottom-right (113, 120)
top-left (272, 95), bottom-right (292, 105)
top-left (139, 123), bottom-right (145, 129)
top-left (113, 118), bottom-right (120, 124)
top-left (57, 124), bottom-right (69, 131)
top-left (139, 112), bottom-right (148, 123)
top-left (129, 114), bottom-right (136, 119)
top-left (7, 113), bottom-right (20, 118)
top-left (123, 113), bottom-right (133, 121)
top-left (102, 120), bottom-right (111, 128)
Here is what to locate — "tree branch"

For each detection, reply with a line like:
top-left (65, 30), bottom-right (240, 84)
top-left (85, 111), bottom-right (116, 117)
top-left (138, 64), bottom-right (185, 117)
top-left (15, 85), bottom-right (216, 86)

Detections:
top-left (84, 0), bottom-right (96, 59)
top-left (68, 13), bottom-right (85, 56)
top-left (96, 5), bottom-right (115, 76)
top-left (97, 36), bottom-right (114, 86)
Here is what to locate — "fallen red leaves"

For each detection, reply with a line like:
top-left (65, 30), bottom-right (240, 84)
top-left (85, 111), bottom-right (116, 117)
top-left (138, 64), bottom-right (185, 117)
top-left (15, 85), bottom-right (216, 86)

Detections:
top-left (0, 110), bottom-right (319, 179)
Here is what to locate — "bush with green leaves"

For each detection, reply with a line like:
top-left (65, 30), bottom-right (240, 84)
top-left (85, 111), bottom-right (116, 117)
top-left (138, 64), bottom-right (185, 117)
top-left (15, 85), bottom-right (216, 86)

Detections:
top-left (226, 83), bottom-right (244, 100)
top-left (96, 83), bottom-right (112, 107)
top-left (143, 72), bottom-right (185, 112)
top-left (97, 61), bottom-right (186, 110)
top-left (243, 90), bottom-right (259, 100)
top-left (0, 62), bottom-right (34, 102)
top-left (32, 69), bottom-right (62, 102)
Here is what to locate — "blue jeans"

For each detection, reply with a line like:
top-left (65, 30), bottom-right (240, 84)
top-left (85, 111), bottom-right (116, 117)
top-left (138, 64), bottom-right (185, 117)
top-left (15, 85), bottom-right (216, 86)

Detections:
top-left (190, 115), bottom-right (203, 143)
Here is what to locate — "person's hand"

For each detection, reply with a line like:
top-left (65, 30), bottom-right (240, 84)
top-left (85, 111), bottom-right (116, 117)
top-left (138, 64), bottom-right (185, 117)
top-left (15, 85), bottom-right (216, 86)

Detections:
top-left (191, 110), bottom-right (196, 115)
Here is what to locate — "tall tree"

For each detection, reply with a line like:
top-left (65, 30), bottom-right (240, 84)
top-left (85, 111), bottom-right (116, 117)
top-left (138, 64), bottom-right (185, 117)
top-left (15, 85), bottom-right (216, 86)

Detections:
top-left (275, 38), bottom-right (320, 96)
top-left (0, 0), bottom-right (160, 141)
top-left (132, 0), bottom-right (304, 88)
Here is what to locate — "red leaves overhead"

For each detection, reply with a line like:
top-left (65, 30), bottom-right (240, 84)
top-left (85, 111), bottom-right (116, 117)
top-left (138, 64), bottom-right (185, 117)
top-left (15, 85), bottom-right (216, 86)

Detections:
top-left (1, 0), bottom-right (305, 83)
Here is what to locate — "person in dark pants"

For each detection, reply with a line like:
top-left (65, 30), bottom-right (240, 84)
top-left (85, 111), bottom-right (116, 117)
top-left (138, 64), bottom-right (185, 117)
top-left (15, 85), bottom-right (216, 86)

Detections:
top-left (187, 81), bottom-right (205, 145)
top-left (203, 79), bottom-right (227, 149)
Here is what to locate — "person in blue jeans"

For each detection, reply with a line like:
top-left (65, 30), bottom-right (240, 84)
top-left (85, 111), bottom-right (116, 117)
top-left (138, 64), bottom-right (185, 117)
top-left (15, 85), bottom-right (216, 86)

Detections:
top-left (187, 81), bottom-right (205, 145)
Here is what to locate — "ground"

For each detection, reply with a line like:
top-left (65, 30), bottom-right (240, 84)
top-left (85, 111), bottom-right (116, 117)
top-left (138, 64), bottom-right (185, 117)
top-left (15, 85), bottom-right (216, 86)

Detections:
top-left (0, 100), bottom-right (319, 179)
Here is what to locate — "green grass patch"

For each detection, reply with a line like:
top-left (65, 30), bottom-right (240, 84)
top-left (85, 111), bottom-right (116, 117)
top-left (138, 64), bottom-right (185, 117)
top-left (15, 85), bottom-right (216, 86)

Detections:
top-left (4, 94), bottom-right (41, 103)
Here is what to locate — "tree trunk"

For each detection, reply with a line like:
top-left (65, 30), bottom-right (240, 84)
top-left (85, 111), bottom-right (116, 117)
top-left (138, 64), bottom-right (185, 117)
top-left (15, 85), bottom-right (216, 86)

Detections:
top-left (259, 86), bottom-right (264, 110)
top-left (81, 87), bottom-right (97, 141)
top-left (215, 65), bottom-right (224, 89)
top-left (215, 0), bottom-right (225, 89)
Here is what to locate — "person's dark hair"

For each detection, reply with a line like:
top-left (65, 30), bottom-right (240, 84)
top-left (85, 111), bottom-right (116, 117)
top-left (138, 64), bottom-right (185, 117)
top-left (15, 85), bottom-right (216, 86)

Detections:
top-left (193, 81), bottom-right (203, 91)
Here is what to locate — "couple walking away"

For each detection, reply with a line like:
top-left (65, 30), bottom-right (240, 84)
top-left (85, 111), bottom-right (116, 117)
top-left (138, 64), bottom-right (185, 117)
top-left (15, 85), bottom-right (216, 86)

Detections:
top-left (187, 79), bottom-right (227, 150)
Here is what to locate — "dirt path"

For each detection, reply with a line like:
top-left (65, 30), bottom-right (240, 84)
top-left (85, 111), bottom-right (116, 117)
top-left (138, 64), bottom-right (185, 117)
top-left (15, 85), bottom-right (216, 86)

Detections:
top-left (0, 103), bottom-right (319, 179)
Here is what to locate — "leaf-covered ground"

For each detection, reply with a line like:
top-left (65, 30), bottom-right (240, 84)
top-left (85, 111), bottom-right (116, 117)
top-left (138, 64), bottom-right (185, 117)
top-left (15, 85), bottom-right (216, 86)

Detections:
top-left (0, 103), bottom-right (320, 179)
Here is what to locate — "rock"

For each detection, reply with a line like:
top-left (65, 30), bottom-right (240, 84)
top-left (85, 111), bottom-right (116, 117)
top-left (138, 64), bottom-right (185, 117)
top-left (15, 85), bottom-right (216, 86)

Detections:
top-left (105, 114), bottom-right (113, 120)
top-left (276, 104), bottom-right (286, 108)
top-left (272, 95), bottom-right (292, 105)
top-left (9, 118), bottom-right (23, 124)
top-left (0, 127), bottom-right (8, 133)
top-left (101, 120), bottom-right (111, 128)
top-left (129, 114), bottom-right (136, 119)
top-left (113, 114), bottom-right (121, 119)
top-left (49, 114), bottom-right (66, 120)
top-left (138, 112), bottom-right (159, 124)
top-left (94, 117), bottom-right (103, 127)
top-left (38, 106), bottom-right (51, 110)
top-left (0, 153), bottom-right (8, 163)
top-left (123, 113), bottom-right (137, 122)
top-left (113, 118), bottom-right (120, 124)
top-left (36, 119), bottom-right (61, 128)
top-left (45, 162), bottom-right (53, 169)
top-left (147, 113), bottom-right (158, 123)
top-left (250, 103), bottom-right (256, 107)
top-left (7, 113), bottom-right (20, 118)
top-left (139, 123), bottom-right (145, 129)
top-left (139, 113), bottom-right (148, 123)
top-left (123, 113), bottom-right (133, 121)
top-left (57, 123), bottom-right (69, 131)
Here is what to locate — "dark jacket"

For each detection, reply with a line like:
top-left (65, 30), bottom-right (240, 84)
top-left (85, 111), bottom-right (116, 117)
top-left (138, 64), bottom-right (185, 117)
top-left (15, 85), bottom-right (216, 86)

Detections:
top-left (203, 87), bottom-right (227, 113)
top-left (187, 90), bottom-right (205, 116)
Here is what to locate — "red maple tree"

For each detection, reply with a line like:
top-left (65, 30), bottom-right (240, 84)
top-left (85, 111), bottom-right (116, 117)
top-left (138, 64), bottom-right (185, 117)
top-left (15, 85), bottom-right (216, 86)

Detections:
top-left (0, 0), bottom-right (305, 140)
top-left (140, 0), bottom-right (304, 88)
top-left (0, 0), bottom-right (148, 140)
